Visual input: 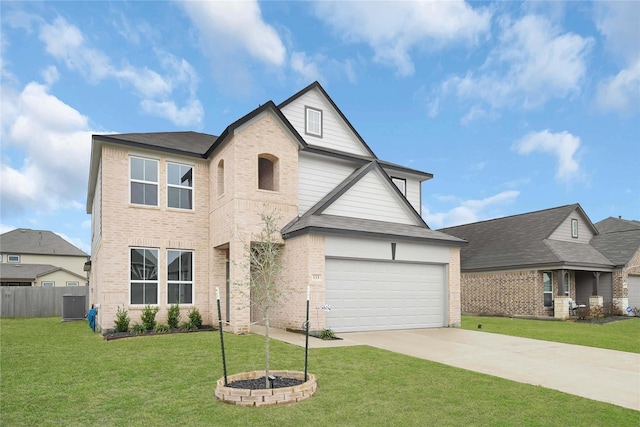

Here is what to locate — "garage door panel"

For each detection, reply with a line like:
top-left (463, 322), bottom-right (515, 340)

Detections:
top-left (325, 259), bottom-right (445, 332)
top-left (628, 276), bottom-right (640, 310)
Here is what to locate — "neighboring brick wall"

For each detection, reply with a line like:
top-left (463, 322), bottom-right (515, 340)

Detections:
top-left (614, 249), bottom-right (640, 299)
top-left (461, 270), bottom-right (544, 316)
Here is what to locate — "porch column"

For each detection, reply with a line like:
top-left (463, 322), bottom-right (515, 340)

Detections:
top-left (557, 269), bottom-right (566, 296)
top-left (592, 272), bottom-right (600, 296)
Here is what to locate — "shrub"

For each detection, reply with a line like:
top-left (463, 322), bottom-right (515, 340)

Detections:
top-left (180, 321), bottom-right (197, 331)
top-left (574, 306), bottom-right (590, 320)
top-left (602, 300), bottom-right (622, 316)
top-left (114, 306), bottom-right (130, 332)
top-left (167, 304), bottom-right (181, 329)
top-left (130, 323), bottom-right (146, 334)
top-left (155, 323), bottom-right (169, 333)
top-left (187, 307), bottom-right (202, 329)
top-left (319, 328), bottom-right (336, 340)
top-left (141, 305), bottom-right (160, 331)
top-left (632, 307), bottom-right (640, 317)
top-left (590, 305), bottom-right (604, 319)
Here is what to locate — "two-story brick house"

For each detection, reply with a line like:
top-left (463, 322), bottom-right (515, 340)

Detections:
top-left (86, 82), bottom-right (466, 333)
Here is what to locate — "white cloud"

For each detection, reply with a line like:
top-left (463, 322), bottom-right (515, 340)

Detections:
top-left (290, 51), bottom-right (323, 83)
top-left (593, 2), bottom-right (640, 115)
top-left (313, 1), bottom-right (491, 76)
top-left (181, 0), bottom-right (286, 67)
top-left (596, 59), bottom-right (640, 115)
top-left (37, 16), bottom-right (201, 126)
top-left (436, 14), bottom-right (592, 115)
top-left (424, 190), bottom-right (520, 228)
top-left (0, 81), bottom-right (92, 218)
top-left (513, 130), bottom-right (583, 184)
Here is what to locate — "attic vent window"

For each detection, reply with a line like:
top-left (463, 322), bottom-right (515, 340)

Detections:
top-left (391, 177), bottom-right (406, 196)
top-left (305, 106), bottom-right (322, 137)
top-left (571, 219), bottom-right (578, 238)
top-left (8, 255), bottom-right (20, 263)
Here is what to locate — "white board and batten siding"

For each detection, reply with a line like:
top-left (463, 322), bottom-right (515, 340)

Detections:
top-left (280, 89), bottom-right (371, 156)
top-left (298, 153), bottom-right (356, 215)
top-left (323, 169), bottom-right (419, 225)
top-left (324, 235), bottom-right (449, 332)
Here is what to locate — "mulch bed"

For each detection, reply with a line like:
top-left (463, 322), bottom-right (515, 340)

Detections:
top-left (226, 376), bottom-right (304, 390)
top-left (102, 326), bottom-right (216, 341)
top-left (573, 316), bottom-right (636, 324)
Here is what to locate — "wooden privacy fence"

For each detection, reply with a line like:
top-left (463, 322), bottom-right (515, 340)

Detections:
top-left (0, 286), bottom-right (89, 318)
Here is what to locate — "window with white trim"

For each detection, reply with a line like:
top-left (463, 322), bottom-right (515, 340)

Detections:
top-left (42, 281), bottom-right (55, 287)
top-left (66, 281), bottom-right (79, 287)
top-left (167, 250), bottom-right (193, 304)
top-left (130, 157), bottom-right (158, 206)
top-left (391, 177), bottom-right (406, 196)
top-left (130, 248), bottom-right (158, 305)
top-left (8, 255), bottom-right (20, 263)
top-left (563, 271), bottom-right (570, 296)
top-left (167, 162), bottom-right (193, 209)
top-left (571, 219), bottom-right (578, 238)
top-left (543, 272), bottom-right (553, 307)
top-left (305, 106), bottom-right (322, 137)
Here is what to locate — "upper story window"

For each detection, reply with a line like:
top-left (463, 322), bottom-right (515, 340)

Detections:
top-left (130, 247), bottom-right (158, 305)
top-left (167, 163), bottom-right (193, 209)
top-left (42, 281), bottom-right (55, 287)
top-left (66, 281), bottom-right (79, 287)
top-left (258, 155), bottom-right (279, 191)
top-left (8, 255), bottom-right (20, 263)
top-left (217, 160), bottom-right (225, 196)
top-left (571, 219), bottom-right (578, 238)
top-left (391, 177), bottom-right (406, 196)
top-left (305, 106), bottom-right (323, 137)
top-left (130, 157), bottom-right (158, 206)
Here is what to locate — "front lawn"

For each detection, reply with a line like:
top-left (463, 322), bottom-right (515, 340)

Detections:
top-left (2, 318), bottom-right (638, 426)
top-left (462, 315), bottom-right (640, 353)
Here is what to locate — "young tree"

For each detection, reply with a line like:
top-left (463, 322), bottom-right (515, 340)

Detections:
top-left (242, 211), bottom-right (287, 388)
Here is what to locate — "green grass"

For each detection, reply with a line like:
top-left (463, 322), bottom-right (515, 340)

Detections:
top-left (2, 318), bottom-right (639, 426)
top-left (462, 315), bottom-right (640, 353)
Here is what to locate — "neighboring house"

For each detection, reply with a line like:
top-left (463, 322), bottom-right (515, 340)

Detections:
top-left (0, 229), bottom-right (89, 287)
top-left (86, 81), bottom-right (466, 334)
top-left (591, 217), bottom-right (640, 311)
top-left (440, 204), bottom-right (639, 318)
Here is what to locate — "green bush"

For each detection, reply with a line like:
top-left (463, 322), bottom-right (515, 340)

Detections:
top-left (114, 306), bottom-right (130, 332)
top-left (180, 321), bottom-right (197, 331)
top-left (130, 323), bottom-right (146, 334)
top-left (155, 323), bottom-right (169, 333)
top-left (167, 304), bottom-right (181, 329)
top-left (319, 328), bottom-right (336, 340)
top-left (141, 305), bottom-right (160, 331)
top-left (187, 307), bottom-right (202, 329)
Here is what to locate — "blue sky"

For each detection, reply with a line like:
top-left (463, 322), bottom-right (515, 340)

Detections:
top-left (1, 1), bottom-right (638, 254)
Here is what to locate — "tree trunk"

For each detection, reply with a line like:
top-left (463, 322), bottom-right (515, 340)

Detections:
top-left (265, 316), bottom-right (270, 388)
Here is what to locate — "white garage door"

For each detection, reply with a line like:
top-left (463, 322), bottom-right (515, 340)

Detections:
top-left (628, 276), bottom-right (640, 311)
top-left (325, 259), bottom-right (446, 332)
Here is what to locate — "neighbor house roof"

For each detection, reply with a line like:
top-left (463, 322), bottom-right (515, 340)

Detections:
top-left (0, 263), bottom-right (84, 281)
top-left (0, 229), bottom-right (88, 257)
top-left (590, 217), bottom-right (640, 267)
top-left (439, 204), bottom-right (614, 271)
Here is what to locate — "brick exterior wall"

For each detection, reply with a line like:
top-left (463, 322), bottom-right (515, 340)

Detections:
top-left (448, 247), bottom-right (462, 326)
top-left (90, 145), bottom-right (211, 330)
top-left (614, 249), bottom-right (640, 300)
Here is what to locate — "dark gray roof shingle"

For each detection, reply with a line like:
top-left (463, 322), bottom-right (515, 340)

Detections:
top-left (95, 131), bottom-right (217, 157)
top-left (0, 229), bottom-right (88, 257)
top-left (0, 264), bottom-right (59, 280)
top-left (591, 217), bottom-right (640, 266)
top-left (439, 204), bottom-right (614, 271)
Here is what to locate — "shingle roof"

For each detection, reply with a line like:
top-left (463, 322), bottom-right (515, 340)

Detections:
top-left (0, 229), bottom-right (88, 257)
top-left (439, 204), bottom-right (614, 271)
top-left (591, 217), bottom-right (640, 266)
top-left (282, 214), bottom-right (466, 245)
top-left (94, 131), bottom-right (217, 157)
top-left (0, 264), bottom-right (59, 280)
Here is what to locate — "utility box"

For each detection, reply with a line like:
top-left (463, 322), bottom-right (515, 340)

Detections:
top-left (62, 294), bottom-right (86, 321)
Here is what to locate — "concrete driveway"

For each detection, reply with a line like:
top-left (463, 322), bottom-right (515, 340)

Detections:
top-left (257, 326), bottom-right (640, 410)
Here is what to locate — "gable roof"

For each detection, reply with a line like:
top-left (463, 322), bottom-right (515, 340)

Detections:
top-left (282, 160), bottom-right (465, 246)
top-left (591, 217), bottom-right (640, 266)
top-left (0, 263), bottom-right (86, 281)
top-left (0, 229), bottom-right (88, 257)
top-left (278, 81), bottom-right (377, 158)
top-left (440, 204), bottom-right (613, 271)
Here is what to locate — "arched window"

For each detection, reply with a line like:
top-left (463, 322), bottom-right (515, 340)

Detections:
top-left (258, 154), bottom-right (278, 191)
top-left (217, 159), bottom-right (225, 196)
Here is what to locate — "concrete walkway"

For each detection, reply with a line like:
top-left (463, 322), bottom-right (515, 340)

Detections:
top-left (252, 326), bottom-right (640, 411)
